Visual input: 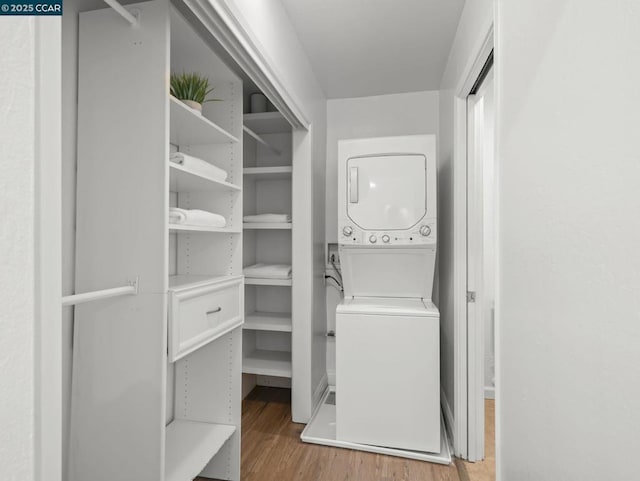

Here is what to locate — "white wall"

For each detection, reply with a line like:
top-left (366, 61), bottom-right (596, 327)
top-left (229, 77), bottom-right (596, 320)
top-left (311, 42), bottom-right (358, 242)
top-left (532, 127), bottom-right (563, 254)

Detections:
top-left (324, 91), bottom-right (439, 382)
top-left (496, 1), bottom-right (640, 479)
top-left (438, 0), bottom-right (493, 433)
top-left (0, 18), bottom-right (37, 481)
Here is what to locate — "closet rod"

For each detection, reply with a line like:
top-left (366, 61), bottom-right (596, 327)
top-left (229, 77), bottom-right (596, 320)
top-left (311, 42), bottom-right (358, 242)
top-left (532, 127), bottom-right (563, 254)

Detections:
top-left (243, 125), bottom-right (282, 156)
top-left (103, 0), bottom-right (138, 26)
top-left (62, 278), bottom-right (139, 307)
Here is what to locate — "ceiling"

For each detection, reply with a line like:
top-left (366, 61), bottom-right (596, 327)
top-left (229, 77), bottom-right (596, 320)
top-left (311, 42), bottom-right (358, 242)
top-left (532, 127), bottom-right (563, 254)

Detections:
top-left (280, 0), bottom-right (465, 99)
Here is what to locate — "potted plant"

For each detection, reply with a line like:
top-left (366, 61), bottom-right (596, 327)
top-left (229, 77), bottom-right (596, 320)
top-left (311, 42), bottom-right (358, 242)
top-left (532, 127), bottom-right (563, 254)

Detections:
top-left (170, 72), bottom-right (222, 114)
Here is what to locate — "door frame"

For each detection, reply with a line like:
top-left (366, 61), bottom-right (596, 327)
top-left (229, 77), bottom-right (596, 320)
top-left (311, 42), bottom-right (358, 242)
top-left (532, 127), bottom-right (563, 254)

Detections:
top-left (452, 26), bottom-right (494, 461)
top-left (465, 65), bottom-right (494, 462)
top-left (35, 17), bottom-right (62, 481)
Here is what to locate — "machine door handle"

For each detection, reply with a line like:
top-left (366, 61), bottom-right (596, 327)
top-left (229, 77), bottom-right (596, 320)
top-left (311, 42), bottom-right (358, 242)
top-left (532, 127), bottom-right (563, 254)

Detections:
top-left (349, 167), bottom-right (359, 203)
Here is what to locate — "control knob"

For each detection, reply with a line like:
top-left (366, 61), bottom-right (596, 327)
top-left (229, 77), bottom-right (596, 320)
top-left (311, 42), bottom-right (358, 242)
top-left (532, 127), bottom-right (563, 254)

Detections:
top-left (342, 226), bottom-right (353, 237)
top-left (419, 225), bottom-right (432, 237)
top-left (369, 235), bottom-right (377, 244)
top-left (382, 234), bottom-right (390, 243)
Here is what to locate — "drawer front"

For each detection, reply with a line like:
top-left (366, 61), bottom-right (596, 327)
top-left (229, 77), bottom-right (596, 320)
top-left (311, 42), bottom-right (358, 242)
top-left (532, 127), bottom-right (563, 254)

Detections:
top-left (169, 280), bottom-right (242, 362)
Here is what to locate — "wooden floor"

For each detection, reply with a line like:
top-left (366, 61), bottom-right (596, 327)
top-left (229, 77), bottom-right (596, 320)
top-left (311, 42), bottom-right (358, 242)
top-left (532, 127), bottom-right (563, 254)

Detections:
top-left (456, 400), bottom-right (495, 481)
top-left (198, 387), bottom-right (495, 481)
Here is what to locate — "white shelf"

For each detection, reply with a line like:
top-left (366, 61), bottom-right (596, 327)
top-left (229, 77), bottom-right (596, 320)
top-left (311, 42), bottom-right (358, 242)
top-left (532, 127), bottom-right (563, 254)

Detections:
top-left (169, 274), bottom-right (242, 291)
top-left (243, 223), bottom-right (292, 230)
top-left (243, 111), bottom-right (290, 134)
top-left (244, 312), bottom-right (292, 332)
top-left (170, 163), bottom-right (240, 192)
top-left (244, 277), bottom-right (292, 286)
top-left (243, 166), bottom-right (292, 180)
top-left (243, 350), bottom-right (292, 377)
top-left (165, 419), bottom-right (236, 481)
top-left (170, 96), bottom-right (238, 145)
top-left (169, 224), bottom-right (241, 234)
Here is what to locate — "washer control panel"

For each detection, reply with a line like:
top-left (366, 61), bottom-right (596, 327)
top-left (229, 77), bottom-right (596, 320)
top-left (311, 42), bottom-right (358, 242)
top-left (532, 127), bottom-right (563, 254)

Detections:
top-left (339, 222), bottom-right (436, 246)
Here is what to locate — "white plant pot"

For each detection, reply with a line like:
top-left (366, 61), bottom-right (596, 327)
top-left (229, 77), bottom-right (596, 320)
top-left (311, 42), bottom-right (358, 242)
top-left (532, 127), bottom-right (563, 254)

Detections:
top-left (181, 99), bottom-right (202, 114)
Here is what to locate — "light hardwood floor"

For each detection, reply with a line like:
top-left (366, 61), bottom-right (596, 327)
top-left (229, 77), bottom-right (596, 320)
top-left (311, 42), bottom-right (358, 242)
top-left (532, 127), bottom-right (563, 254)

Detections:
top-left (198, 387), bottom-right (495, 481)
top-left (455, 400), bottom-right (495, 481)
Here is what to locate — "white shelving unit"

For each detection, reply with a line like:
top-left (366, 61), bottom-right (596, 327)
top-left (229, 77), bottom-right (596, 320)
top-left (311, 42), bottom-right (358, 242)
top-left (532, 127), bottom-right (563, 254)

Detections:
top-left (170, 96), bottom-right (238, 145)
top-left (242, 109), bottom-right (294, 388)
top-left (71, 4), bottom-right (243, 481)
top-left (243, 350), bottom-right (293, 378)
top-left (170, 163), bottom-right (240, 192)
top-left (244, 277), bottom-right (292, 286)
top-left (165, 421), bottom-right (236, 481)
top-left (243, 111), bottom-right (291, 134)
top-left (243, 222), bottom-right (292, 230)
top-left (243, 166), bottom-right (292, 179)
top-left (244, 312), bottom-right (292, 332)
top-left (169, 224), bottom-right (242, 234)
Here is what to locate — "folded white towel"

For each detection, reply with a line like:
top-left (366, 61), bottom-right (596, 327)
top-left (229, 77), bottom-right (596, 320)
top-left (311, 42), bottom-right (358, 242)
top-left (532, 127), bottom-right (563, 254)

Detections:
top-left (170, 152), bottom-right (228, 181)
top-left (169, 208), bottom-right (226, 228)
top-left (243, 213), bottom-right (291, 223)
top-left (243, 263), bottom-right (292, 280)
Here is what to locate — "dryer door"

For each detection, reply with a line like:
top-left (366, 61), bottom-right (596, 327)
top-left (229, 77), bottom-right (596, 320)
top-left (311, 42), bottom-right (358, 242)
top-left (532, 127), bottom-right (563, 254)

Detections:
top-left (346, 154), bottom-right (426, 231)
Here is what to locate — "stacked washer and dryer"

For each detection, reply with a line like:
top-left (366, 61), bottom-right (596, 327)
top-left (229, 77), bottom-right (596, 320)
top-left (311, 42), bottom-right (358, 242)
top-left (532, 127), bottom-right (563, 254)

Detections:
top-left (302, 134), bottom-right (447, 462)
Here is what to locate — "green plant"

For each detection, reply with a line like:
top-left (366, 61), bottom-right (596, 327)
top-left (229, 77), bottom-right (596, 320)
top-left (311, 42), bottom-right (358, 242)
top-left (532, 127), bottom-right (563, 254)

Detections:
top-left (170, 72), bottom-right (222, 104)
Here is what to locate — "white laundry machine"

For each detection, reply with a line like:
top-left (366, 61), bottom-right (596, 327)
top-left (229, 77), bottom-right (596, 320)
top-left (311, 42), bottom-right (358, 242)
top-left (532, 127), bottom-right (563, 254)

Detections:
top-left (336, 134), bottom-right (440, 453)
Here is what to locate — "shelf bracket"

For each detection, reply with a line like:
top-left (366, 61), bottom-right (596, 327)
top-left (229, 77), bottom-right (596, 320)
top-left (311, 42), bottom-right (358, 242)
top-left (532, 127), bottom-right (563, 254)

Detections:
top-left (243, 125), bottom-right (282, 156)
top-left (62, 277), bottom-right (139, 307)
top-left (103, 0), bottom-right (139, 26)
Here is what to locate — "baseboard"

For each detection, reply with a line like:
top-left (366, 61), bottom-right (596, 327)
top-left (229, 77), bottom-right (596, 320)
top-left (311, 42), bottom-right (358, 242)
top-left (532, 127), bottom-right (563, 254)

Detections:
top-left (441, 387), bottom-right (455, 452)
top-left (327, 369), bottom-right (336, 387)
top-left (484, 386), bottom-right (495, 400)
top-left (312, 373), bottom-right (329, 412)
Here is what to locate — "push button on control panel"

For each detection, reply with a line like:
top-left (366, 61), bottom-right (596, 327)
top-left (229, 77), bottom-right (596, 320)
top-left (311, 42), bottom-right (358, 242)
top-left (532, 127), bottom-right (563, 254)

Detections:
top-left (382, 235), bottom-right (390, 243)
top-left (369, 235), bottom-right (377, 244)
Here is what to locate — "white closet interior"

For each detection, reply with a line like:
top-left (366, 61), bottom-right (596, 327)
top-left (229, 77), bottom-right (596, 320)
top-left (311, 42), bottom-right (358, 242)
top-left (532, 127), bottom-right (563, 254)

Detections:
top-left (65, 0), bottom-right (322, 478)
top-left (70, 2), bottom-right (243, 480)
top-left (242, 109), bottom-right (294, 390)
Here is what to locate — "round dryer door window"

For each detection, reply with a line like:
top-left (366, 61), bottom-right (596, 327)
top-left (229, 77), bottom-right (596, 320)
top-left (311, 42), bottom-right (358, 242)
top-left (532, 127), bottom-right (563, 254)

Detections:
top-left (346, 154), bottom-right (427, 230)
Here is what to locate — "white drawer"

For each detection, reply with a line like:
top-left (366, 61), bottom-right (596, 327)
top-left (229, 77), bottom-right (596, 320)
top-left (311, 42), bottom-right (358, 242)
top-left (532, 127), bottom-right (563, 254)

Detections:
top-left (169, 277), bottom-right (243, 362)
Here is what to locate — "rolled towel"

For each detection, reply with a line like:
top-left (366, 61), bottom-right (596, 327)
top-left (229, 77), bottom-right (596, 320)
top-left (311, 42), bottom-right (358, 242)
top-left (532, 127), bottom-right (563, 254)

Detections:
top-left (243, 263), bottom-right (292, 280)
top-left (170, 152), bottom-right (228, 181)
top-left (169, 208), bottom-right (226, 228)
top-left (243, 213), bottom-right (291, 223)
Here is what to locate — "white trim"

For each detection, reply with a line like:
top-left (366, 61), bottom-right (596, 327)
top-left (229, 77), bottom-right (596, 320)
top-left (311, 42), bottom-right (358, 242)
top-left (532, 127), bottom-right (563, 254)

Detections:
top-left (312, 373), bottom-right (328, 412)
top-left (441, 387), bottom-right (455, 449)
top-left (34, 17), bottom-right (62, 481)
top-left (302, 388), bottom-right (452, 465)
top-left (455, 27), bottom-right (495, 97)
top-left (182, 0), bottom-right (310, 130)
top-left (452, 25), bottom-right (494, 461)
top-left (494, 5), bottom-right (503, 478)
top-left (103, 0), bottom-right (139, 26)
top-left (484, 386), bottom-right (495, 400)
top-left (452, 93), bottom-right (468, 459)
top-left (327, 369), bottom-right (336, 386)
